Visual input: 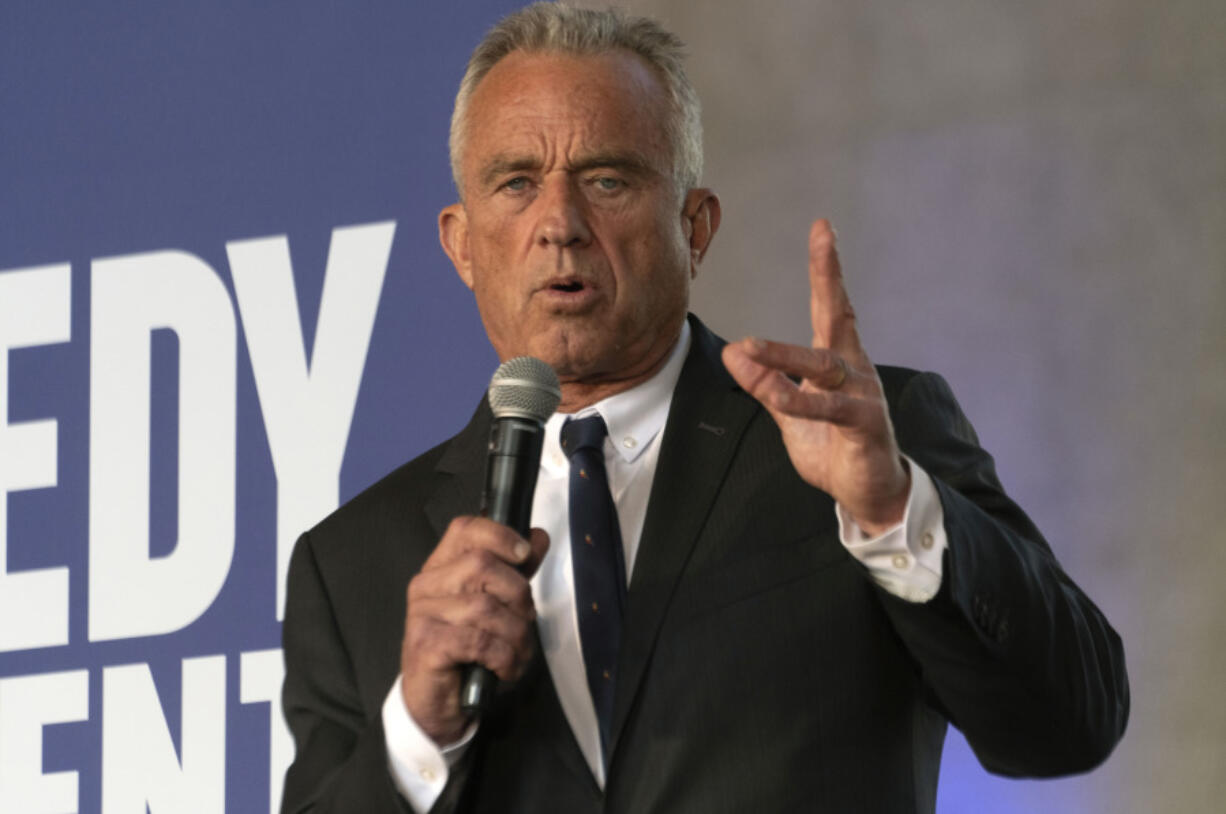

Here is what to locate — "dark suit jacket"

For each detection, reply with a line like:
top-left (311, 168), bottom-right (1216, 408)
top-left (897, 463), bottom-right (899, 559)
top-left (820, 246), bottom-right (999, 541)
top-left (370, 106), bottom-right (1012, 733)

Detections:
top-left (280, 316), bottom-right (1128, 814)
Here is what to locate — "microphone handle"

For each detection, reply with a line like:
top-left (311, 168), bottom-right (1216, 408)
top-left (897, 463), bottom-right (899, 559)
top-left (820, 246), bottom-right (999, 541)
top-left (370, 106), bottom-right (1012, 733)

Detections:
top-left (460, 416), bottom-right (544, 716)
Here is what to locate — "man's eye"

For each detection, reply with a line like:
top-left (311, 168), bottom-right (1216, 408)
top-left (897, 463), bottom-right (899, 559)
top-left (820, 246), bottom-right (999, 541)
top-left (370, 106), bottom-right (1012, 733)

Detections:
top-left (502, 176), bottom-right (530, 192)
top-left (595, 177), bottom-right (622, 191)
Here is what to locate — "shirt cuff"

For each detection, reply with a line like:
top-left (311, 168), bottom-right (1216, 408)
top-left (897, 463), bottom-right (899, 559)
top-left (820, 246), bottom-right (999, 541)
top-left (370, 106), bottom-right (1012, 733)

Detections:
top-left (381, 674), bottom-right (477, 812)
top-left (835, 455), bottom-right (947, 602)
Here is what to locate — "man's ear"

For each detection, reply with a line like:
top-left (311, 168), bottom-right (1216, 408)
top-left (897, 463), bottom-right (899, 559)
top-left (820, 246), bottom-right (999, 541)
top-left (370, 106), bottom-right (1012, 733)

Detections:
top-left (439, 203), bottom-right (473, 289)
top-left (681, 189), bottom-right (721, 279)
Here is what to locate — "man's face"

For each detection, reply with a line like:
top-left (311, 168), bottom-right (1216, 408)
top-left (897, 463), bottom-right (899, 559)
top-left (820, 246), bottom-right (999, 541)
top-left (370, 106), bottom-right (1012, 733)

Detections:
top-left (440, 50), bottom-right (718, 386)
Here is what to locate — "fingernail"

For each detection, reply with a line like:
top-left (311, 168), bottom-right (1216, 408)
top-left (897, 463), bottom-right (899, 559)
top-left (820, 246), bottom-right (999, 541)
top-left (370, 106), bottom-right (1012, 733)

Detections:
top-left (744, 336), bottom-right (766, 351)
top-left (513, 541), bottom-right (531, 561)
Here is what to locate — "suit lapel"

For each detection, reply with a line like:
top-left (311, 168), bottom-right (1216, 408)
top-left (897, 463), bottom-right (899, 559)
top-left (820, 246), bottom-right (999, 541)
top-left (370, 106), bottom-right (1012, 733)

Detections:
top-left (609, 317), bottom-right (760, 754)
top-left (422, 400), bottom-right (491, 538)
top-left (522, 630), bottom-right (604, 795)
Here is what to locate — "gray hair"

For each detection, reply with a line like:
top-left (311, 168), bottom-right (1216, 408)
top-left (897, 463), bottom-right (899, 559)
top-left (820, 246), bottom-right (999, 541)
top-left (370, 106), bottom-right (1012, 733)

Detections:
top-left (448, 2), bottom-right (703, 198)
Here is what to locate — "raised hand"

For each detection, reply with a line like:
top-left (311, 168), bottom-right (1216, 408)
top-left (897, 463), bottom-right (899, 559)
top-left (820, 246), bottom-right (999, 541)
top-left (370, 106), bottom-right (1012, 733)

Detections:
top-left (721, 219), bottom-right (910, 535)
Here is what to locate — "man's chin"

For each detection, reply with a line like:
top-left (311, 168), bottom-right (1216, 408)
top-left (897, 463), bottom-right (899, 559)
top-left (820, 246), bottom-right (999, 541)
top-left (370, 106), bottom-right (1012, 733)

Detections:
top-left (516, 318), bottom-right (681, 385)
top-left (533, 349), bottom-right (607, 382)
top-left (516, 326), bottom-right (609, 376)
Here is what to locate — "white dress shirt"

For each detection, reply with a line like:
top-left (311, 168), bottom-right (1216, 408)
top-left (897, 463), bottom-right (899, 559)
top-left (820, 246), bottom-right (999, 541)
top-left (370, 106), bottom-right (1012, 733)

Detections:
top-left (382, 322), bottom-right (948, 811)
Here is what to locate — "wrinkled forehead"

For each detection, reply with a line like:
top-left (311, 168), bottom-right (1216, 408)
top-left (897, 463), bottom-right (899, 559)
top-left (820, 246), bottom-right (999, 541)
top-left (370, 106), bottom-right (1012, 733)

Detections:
top-left (462, 49), bottom-right (677, 177)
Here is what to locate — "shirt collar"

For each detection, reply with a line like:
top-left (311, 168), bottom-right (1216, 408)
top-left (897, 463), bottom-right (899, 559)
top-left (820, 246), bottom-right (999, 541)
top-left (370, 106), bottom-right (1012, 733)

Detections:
top-left (542, 319), bottom-right (691, 467)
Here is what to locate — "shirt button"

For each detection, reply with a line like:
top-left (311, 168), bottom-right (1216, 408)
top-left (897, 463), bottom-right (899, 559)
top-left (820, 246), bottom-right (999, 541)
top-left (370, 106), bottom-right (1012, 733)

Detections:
top-left (892, 554), bottom-right (909, 569)
top-left (622, 436), bottom-right (637, 449)
top-left (420, 768), bottom-right (436, 782)
top-left (921, 532), bottom-right (935, 550)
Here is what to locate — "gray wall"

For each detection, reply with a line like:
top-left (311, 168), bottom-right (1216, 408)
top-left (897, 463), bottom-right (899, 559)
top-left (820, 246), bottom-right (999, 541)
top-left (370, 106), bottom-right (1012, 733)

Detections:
top-left (575, 1), bottom-right (1225, 811)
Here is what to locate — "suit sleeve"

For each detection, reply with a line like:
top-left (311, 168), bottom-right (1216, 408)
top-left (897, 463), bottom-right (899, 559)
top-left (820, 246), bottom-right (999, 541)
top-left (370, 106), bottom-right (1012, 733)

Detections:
top-left (280, 532), bottom-right (475, 814)
top-left (279, 531), bottom-right (414, 813)
top-left (880, 371), bottom-right (1129, 777)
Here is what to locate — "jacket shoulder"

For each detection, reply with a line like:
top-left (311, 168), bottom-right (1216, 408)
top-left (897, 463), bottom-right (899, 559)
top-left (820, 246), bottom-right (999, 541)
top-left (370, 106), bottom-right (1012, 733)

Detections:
top-left (875, 363), bottom-right (924, 403)
top-left (315, 440), bottom-right (451, 538)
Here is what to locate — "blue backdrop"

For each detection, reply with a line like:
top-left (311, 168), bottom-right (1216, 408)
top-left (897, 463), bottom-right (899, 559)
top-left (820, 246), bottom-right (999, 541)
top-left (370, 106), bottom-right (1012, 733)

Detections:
top-left (1, 3), bottom-right (519, 812)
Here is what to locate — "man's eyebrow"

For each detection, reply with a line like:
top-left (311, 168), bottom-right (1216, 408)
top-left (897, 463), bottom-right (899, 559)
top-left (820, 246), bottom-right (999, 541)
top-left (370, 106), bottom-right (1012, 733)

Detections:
top-left (568, 151), bottom-right (658, 176)
top-left (477, 151), bottom-right (662, 188)
top-left (478, 156), bottom-right (541, 188)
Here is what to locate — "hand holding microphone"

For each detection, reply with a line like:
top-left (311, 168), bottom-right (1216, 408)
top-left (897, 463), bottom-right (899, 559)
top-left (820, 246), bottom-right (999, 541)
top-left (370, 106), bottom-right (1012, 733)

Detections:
top-left (399, 358), bottom-right (560, 744)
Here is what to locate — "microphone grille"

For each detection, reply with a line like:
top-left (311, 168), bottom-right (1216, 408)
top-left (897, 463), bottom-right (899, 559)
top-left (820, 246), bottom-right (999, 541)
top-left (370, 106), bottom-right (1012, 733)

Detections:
top-left (488, 356), bottom-right (561, 422)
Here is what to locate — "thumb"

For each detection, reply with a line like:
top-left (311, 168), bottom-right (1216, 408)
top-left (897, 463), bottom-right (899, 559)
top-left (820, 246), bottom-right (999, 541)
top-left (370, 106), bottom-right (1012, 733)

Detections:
top-left (519, 528), bottom-right (551, 578)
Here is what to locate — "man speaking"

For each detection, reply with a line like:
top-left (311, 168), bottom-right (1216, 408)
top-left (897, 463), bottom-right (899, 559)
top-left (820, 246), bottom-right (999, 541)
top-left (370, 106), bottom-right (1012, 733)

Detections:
top-left (279, 4), bottom-right (1128, 812)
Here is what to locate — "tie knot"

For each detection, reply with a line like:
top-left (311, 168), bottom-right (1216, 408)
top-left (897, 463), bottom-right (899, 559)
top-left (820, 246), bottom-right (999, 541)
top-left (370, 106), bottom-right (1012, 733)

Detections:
top-left (560, 415), bottom-right (608, 459)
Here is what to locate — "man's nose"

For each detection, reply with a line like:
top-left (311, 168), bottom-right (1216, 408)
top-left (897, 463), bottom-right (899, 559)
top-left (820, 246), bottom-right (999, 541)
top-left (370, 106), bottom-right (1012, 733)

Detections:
top-left (536, 177), bottom-right (592, 248)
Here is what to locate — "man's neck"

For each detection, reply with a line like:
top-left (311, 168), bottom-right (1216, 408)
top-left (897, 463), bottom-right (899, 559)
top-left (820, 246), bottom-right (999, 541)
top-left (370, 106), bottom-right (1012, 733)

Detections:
top-left (557, 373), bottom-right (663, 414)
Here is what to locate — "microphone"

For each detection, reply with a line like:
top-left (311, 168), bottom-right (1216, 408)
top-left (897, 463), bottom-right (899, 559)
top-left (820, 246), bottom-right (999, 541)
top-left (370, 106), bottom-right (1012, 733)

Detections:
top-left (460, 356), bottom-right (561, 715)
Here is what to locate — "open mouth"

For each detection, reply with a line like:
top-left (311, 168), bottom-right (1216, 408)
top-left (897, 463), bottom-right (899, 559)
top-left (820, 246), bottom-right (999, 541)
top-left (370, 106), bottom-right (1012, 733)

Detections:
top-left (540, 276), bottom-right (596, 308)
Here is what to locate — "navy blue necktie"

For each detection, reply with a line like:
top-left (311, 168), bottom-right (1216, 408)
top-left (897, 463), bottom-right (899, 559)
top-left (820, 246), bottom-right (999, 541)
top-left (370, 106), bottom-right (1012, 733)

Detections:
top-left (561, 415), bottom-right (627, 757)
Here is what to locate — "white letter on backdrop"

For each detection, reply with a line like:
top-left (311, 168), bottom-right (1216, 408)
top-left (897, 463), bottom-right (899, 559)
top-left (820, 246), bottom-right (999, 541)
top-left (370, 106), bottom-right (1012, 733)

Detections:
top-left (0, 669), bottom-right (89, 813)
top-left (240, 648), bottom-right (294, 814)
top-left (227, 221), bottom-right (393, 620)
top-left (89, 251), bottom-right (236, 641)
top-left (0, 263), bottom-right (71, 652)
top-left (101, 656), bottom-right (226, 814)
